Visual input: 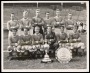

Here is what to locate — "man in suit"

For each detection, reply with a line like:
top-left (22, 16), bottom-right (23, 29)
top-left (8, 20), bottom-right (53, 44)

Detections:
top-left (45, 25), bottom-right (59, 56)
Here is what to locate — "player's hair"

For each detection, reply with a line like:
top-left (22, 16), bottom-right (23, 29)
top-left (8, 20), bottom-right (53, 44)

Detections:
top-left (35, 25), bottom-right (40, 29)
top-left (11, 13), bottom-right (15, 16)
top-left (11, 28), bottom-right (18, 32)
top-left (21, 27), bottom-right (30, 31)
top-left (68, 13), bottom-right (72, 16)
top-left (60, 26), bottom-right (64, 29)
top-left (36, 9), bottom-right (40, 12)
top-left (23, 10), bottom-right (28, 14)
top-left (56, 9), bottom-right (60, 12)
top-left (47, 25), bottom-right (52, 28)
top-left (11, 13), bottom-right (14, 14)
top-left (45, 12), bottom-right (50, 14)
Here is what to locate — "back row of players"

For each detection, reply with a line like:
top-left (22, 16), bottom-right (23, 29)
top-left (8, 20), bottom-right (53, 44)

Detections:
top-left (7, 9), bottom-right (85, 56)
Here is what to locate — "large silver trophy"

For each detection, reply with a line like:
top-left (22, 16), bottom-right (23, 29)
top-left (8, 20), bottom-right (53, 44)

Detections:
top-left (41, 39), bottom-right (52, 63)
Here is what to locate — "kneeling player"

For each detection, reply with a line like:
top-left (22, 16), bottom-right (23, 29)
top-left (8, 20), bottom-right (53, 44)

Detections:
top-left (19, 27), bottom-right (32, 55)
top-left (32, 26), bottom-right (44, 58)
top-left (58, 26), bottom-right (68, 47)
top-left (69, 26), bottom-right (85, 56)
top-left (7, 28), bottom-right (21, 57)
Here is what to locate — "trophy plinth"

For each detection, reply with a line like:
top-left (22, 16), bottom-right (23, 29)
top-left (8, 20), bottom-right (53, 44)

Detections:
top-left (41, 48), bottom-right (52, 63)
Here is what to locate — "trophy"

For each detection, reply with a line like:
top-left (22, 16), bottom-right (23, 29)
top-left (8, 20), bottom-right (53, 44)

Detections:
top-left (41, 36), bottom-right (52, 63)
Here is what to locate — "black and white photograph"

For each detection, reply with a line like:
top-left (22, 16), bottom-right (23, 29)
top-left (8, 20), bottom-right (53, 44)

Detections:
top-left (1, 1), bottom-right (89, 72)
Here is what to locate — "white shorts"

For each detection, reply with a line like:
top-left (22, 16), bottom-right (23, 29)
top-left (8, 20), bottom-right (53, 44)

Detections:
top-left (8, 31), bottom-right (13, 38)
top-left (22, 45), bottom-right (32, 50)
top-left (71, 42), bottom-right (85, 49)
top-left (17, 29), bottom-right (24, 36)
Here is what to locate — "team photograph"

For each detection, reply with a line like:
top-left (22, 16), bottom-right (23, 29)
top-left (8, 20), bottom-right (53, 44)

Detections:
top-left (1, 1), bottom-right (89, 72)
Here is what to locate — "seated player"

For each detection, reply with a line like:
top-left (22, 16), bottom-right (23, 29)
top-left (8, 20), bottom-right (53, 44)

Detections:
top-left (32, 26), bottom-right (44, 58)
top-left (68, 26), bottom-right (85, 56)
top-left (19, 27), bottom-right (32, 52)
top-left (58, 26), bottom-right (68, 46)
top-left (45, 25), bottom-right (59, 54)
top-left (7, 28), bottom-right (21, 52)
top-left (32, 26), bottom-right (44, 49)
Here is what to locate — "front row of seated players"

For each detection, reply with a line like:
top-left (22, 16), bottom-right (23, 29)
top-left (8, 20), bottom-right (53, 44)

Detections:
top-left (7, 25), bottom-right (85, 58)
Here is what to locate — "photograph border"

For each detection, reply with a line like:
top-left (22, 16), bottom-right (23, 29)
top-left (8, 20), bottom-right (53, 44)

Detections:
top-left (1, 1), bottom-right (89, 72)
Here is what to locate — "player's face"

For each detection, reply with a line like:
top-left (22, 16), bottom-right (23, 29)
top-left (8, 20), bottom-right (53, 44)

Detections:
top-left (12, 30), bottom-right (17, 36)
top-left (68, 14), bottom-right (72, 19)
top-left (73, 28), bottom-right (77, 32)
top-left (46, 13), bottom-right (49, 18)
top-left (11, 14), bottom-right (15, 20)
top-left (60, 27), bottom-right (64, 32)
top-left (24, 29), bottom-right (28, 35)
top-left (35, 27), bottom-right (40, 34)
top-left (36, 11), bottom-right (40, 17)
top-left (56, 11), bottom-right (60, 16)
top-left (47, 27), bottom-right (52, 33)
top-left (23, 12), bottom-right (28, 18)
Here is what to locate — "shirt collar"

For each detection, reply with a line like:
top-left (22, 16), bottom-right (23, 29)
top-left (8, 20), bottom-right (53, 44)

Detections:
top-left (35, 33), bottom-right (40, 35)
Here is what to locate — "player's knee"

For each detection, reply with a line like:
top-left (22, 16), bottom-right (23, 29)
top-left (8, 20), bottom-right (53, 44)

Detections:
top-left (32, 45), bottom-right (36, 49)
top-left (78, 42), bottom-right (85, 49)
top-left (17, 45), bottom-right (22, 49)
top-left (28, 46), bottom-right (32, 49)
top-left (54, 43), bottom-right (59, 48)
top-left (22, 46), bottom-right (25, 50)
top-left (7, 46), bottom-right (13, 51)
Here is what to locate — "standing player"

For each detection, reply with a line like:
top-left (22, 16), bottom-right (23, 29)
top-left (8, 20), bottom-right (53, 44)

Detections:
top-left (44, 12), bottom-right (53, 33)
top-left (43, 12), bottom-right (53, 35)
top-left (19, 11), bottom-right (31, 35)
top-left (52, 9), bottom-right (64, 28)
top-left (7, 13), bottom-right (19, 37)
top-left (44, 12), bottom-right (52, 26)
top-left (65, 13), bottom-right (76, 37)
top-left (31, 9), bottom-right (44, 35)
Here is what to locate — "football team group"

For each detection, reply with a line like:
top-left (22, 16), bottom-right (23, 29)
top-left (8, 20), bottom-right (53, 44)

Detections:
top-left (7, 8), bottom-right (86, 59)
